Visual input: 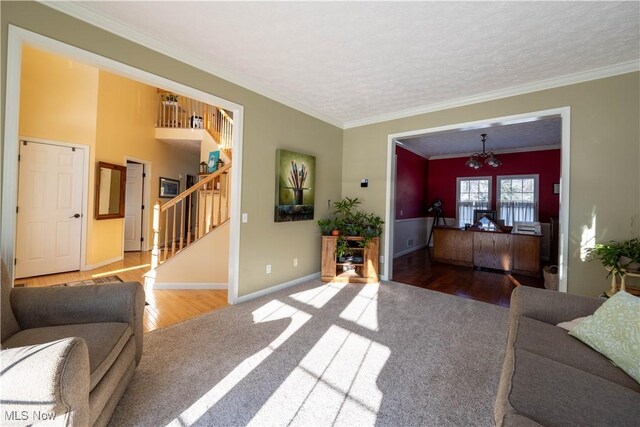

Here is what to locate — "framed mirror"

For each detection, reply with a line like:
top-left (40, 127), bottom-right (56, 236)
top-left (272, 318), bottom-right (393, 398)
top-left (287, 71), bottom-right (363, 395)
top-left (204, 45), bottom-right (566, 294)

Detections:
top-left (95, 161), bottom-right (126, 220)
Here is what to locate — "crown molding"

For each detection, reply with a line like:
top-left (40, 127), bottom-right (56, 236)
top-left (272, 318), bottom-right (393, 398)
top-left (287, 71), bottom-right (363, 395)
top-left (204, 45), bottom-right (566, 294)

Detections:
top-left (427, 144), bottom-right (562, 160)
top-left (40, 1), bottom-right (344, 129)
top-left (41, 2), bottom-right (638, 131)
top-left (343, 61), bottom-right (639, 129)
top-left (395, 142), bottom-right (430, 159)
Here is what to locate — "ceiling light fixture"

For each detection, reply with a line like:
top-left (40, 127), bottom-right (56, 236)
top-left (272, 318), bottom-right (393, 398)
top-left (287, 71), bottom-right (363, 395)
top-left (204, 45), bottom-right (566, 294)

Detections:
top-left (465, 133), bottom-right (501, 169)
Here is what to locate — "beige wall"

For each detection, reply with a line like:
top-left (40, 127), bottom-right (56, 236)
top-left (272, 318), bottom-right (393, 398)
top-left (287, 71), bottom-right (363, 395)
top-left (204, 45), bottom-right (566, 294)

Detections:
top-left (154, 221), bottom-right (229, 285)
top-left (1, 2), bottom-right (344, 297)
top-left (17, 45), bottom-right (199, 266)
top-left (343, 72), bottom-right (640, 297)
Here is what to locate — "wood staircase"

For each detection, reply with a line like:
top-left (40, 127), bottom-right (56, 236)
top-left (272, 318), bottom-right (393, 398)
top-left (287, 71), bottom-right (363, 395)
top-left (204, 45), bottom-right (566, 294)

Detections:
top-left (152, 163), bottom-right (231, 269)
top-left (151, 91), bottom-right (234, 272)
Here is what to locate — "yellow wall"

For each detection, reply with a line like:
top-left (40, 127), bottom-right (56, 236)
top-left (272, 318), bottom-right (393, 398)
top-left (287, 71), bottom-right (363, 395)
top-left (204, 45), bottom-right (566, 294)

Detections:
top-left (343, 72), bottom-right (640, 297)
top-left (2, 2), bottom-right (343, 298)
top-left (93, 70), bottom-right (198, 264)
top-left (18, 45), bottom-right (199, 266)
top-left (19, 45), bottom-right (99, 145)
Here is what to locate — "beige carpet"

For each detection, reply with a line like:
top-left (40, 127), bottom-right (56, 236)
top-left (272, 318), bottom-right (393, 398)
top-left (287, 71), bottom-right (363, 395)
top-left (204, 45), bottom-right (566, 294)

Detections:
top-left (109, 279), bottom-right (509, 426)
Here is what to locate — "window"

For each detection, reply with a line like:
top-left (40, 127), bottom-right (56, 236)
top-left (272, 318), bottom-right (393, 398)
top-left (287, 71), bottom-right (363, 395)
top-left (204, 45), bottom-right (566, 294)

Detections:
top-left (456, 177), bottom-right (491, 227)
top-left (497, 175), bottom-right (539, 226)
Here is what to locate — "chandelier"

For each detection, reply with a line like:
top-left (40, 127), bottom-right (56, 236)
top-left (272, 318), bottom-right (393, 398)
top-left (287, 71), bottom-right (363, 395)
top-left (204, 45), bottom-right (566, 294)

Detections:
top-left (465, 133), bottom-right (501, 169)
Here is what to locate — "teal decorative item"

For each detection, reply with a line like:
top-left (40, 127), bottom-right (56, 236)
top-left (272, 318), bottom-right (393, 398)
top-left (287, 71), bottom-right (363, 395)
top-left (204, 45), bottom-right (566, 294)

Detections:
top-left (207, 150), bottom-right (220, 173)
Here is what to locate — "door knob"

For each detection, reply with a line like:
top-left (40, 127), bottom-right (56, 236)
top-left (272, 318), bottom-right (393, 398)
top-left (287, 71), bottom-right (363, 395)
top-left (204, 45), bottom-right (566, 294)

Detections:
top-left (70, 213), bottom-right (81, 218)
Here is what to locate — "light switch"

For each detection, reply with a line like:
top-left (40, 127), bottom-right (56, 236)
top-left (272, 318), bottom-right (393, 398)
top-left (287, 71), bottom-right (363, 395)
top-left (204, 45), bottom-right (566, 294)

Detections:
top-left (242, 213), bottom-right (248, 223)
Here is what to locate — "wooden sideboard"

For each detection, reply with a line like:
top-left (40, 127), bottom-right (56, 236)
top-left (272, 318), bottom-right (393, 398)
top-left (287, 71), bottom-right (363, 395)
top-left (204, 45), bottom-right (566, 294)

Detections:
top-left (434, 226), bottom-right (541, 277)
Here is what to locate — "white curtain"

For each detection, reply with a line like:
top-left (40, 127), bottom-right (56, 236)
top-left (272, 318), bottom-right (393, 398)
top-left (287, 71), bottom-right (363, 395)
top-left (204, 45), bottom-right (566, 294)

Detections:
top-left (498, 201), bottom-right (537, 226)
top-left (458, 201), bottom-right (489, 227)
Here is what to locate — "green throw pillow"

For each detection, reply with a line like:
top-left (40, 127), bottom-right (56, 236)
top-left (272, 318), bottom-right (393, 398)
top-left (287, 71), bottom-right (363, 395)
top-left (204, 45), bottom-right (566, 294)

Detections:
top-left (570, 290), bottom-right (640, 384)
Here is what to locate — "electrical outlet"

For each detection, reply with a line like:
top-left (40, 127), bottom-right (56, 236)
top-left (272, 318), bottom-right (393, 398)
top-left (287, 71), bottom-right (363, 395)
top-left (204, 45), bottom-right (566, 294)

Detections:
top-left (379, 255), bottom-right (384, 264)
top-left (407, 238), bottom-right (414, 247)
top-left (266, 264), bottom-right (271, 274)
top-left (293, 258), bottom-right (298, 267)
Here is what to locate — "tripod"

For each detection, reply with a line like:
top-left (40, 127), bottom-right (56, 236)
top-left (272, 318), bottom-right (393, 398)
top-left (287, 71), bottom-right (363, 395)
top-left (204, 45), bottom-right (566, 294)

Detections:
top-left (426, 207), bottom-right (446, 248)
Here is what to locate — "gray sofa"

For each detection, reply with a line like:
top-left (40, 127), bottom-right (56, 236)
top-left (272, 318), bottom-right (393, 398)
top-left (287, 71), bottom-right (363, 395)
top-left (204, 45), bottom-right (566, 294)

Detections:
top-left (0, 260), bottom-right (145, 426)
top-left (495, 286), bottom-right (640, 426)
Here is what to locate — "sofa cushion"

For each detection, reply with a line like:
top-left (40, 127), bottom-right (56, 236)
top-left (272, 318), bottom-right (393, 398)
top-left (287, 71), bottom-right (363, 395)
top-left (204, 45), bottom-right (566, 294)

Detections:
top-left (509, 348), bottom-right (640, 426)
top-left (515, 316), bottom-right (640, 392)
top-left (2, 322), bottom-right (131, 391)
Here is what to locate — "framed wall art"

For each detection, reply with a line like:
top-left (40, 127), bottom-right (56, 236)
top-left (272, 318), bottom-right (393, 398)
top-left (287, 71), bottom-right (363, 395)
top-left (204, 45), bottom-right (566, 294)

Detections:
top-left (275, 149), bottom-right (316, 222)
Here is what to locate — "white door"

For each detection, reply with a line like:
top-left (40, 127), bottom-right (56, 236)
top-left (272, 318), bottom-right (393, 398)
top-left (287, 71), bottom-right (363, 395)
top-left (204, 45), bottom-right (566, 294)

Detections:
top-left (124, 162), bottom-right (144, 251)
top-left (15, 141), bottom-right (84, 278)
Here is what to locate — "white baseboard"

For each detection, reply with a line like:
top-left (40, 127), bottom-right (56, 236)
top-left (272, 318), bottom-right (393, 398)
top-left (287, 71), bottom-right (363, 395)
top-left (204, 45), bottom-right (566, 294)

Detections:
top-left (153, 282), bottom-right (228, 290)
top-left (394, 243), bottom-right (428, 258)
top-left (81, 255), bottom-right (124, 271)
top-left (236, 272), bottom-right (321, 304)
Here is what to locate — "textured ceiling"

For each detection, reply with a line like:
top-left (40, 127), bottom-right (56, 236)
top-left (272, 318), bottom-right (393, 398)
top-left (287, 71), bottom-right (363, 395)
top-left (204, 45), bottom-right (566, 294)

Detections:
top-left (74, 1), bottom-right (639, 127)
top-left (398, 116), bottom-right (561, 158)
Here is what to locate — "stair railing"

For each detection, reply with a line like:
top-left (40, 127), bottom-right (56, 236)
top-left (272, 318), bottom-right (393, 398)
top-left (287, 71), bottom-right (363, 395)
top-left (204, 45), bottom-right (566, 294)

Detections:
top-left (151, 163), bottom-right (232, 268)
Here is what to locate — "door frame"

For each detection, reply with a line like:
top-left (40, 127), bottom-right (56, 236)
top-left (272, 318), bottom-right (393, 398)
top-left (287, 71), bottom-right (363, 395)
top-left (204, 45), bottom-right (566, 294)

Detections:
top-left (16, 137), bottom-right (90, 275)
top-left (124, 156), bottom-right (152, 253)
top-left (384, 107), bottom-right (571, 292)
top-left (2, 25), bottom-right (245, 305)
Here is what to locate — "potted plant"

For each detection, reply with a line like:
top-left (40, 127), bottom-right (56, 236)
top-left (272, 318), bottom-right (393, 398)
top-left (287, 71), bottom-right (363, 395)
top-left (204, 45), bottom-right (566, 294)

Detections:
top-left (163, 93), bottom-right (179, 105)
top-left (588, 238), bottom-right (640, 277)
top-left (317, 218), bottom-right (334, 236)
top-left (317, 197), bottom-right (384, 259)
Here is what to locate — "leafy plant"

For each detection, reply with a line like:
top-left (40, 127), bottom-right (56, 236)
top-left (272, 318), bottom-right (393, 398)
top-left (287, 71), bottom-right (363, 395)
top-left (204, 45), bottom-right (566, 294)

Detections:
top-left (317, 218), bottom-right (333, 235)
top-left (317, 197), bottom-right (384, 256)
top-left (588, 238), bottom-right (640, 277)
top-left (335, 238), bottom-right (352, 259)
top-left (164, 93), bottom-right (179, 102)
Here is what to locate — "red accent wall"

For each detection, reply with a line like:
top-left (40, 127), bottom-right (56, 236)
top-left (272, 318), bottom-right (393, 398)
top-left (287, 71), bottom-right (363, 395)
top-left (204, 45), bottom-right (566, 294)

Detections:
top-left (427, 149), bottom-right (560, 223)
top-left (396, 146), bottom-right (429, 219)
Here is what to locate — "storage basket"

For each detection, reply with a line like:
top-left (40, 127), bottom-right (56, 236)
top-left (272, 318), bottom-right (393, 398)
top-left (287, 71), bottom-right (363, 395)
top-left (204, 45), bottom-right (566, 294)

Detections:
top-left (543, 265), bottom-right (559, 291)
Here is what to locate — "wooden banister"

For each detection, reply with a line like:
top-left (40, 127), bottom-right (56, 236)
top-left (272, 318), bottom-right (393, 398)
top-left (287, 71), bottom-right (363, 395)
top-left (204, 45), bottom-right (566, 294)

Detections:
top-left (152, 163), bottom-right (232, 263)
top-left (160, 163), bottom-right (231, 211)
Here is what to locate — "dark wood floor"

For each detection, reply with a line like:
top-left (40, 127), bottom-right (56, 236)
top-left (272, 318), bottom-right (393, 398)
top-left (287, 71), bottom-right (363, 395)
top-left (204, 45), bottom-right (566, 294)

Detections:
top-left (392, 247), bottom-right (544, 307)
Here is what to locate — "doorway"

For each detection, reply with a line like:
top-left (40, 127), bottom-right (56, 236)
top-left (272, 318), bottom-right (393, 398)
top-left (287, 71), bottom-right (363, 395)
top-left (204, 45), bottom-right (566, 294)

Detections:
top-left (2, 25), bottom-right (245, 304)
top-left (124, 161), bottom-right (145, 252)
top-left (15, 139), bottom-right (87, 278)
top-left (384, 107), bottom-right (571, 293)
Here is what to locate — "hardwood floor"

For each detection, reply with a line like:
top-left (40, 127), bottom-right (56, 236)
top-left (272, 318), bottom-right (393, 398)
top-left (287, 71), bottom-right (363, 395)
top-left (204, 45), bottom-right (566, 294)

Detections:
top-left (392, 247), bottom-right (544, 307)
top-left (15, 252), bottom-right (229, 332)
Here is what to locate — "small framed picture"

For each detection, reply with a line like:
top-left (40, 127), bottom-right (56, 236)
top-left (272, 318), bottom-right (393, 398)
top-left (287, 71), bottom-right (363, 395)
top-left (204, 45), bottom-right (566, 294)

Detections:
top-left (553, 183), bottom-right (560, 195)
top-left (159, 177), bottom-right (180, 198)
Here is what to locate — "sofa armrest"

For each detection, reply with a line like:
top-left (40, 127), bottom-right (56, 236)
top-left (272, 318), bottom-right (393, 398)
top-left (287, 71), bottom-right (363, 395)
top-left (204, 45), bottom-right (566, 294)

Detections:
top-left (509, 286), bottom-right (604, 326)
top-left (11, 282), bottom-right (145, 364)
top-left (0, 338), bottom-right (90, 426)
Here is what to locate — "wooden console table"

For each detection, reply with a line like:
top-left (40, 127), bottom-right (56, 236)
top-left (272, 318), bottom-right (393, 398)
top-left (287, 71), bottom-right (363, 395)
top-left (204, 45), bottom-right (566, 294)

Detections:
top-left (321, 236), bottom-right (379, 283)
top-left (433, 226), bottom-right (541, 277)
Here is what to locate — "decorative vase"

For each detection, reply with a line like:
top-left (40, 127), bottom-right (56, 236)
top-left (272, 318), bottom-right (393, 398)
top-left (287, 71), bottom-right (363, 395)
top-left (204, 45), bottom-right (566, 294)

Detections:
top-left (331, 229), bottom-right (339, 236)
top-left (292, 188), bottom-right (304, 205)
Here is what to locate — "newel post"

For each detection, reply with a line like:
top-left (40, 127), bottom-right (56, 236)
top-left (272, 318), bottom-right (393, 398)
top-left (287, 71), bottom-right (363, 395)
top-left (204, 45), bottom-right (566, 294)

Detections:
top-left (151, 201), bottom-right (161, 270)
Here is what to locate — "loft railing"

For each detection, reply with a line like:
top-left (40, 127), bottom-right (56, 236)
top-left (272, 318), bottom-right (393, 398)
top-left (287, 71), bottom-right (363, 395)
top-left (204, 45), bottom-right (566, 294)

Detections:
top-left (156, 91), bottom-right (234, 153)
top-left (151, 163), bottom-right (232, 269)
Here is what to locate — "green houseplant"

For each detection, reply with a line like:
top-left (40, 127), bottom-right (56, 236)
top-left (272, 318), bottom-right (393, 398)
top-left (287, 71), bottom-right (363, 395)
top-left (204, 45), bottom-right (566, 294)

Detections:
top-left (317, 197), bottom-right (384, 259)
top-left (588, 238), bottom-right (640, 277)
